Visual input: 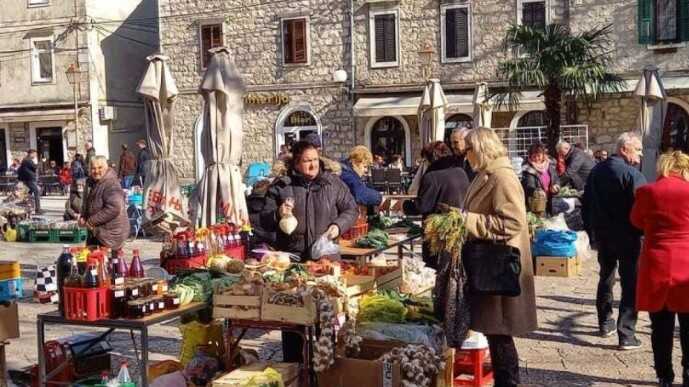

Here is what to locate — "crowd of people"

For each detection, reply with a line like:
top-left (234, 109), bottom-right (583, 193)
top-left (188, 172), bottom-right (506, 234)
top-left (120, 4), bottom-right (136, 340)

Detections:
top-left (250, 127), bottom-right (689, 387)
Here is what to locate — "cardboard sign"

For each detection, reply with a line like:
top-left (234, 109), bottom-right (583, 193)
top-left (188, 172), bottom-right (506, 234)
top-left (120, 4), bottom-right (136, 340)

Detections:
top-left (0, 302), bottom-right (19, 341)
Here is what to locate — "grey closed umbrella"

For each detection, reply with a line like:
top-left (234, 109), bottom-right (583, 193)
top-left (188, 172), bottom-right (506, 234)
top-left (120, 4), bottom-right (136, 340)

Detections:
top-left (136, 54), bottom-right (188, 234)
top-left (409, 79), bottom-right (448, 195)
top-left (193, 47), bottom-right (248, 227)
top-left (634, 65), bottom-right (667, 182)
top-left (472, 82), bottom-right (492, 128)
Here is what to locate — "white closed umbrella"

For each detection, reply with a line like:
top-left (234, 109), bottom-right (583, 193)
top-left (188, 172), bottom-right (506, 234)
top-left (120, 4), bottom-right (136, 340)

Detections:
top-left (634, 65), bottom-right (667, 182)
top-left (410, 79), bottom-right (448, 195)
top-left (473, 82), bottom-right (492, 128)
top-left (193, 47), bottom-right (248, 227)
top-left (136, 55), bottom-right (188, 234)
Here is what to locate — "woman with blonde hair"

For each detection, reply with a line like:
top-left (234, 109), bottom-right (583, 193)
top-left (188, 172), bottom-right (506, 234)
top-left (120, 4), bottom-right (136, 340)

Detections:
top-left (631, 151), bottom-right (689, 387)
top-left (340, 145), bottom-right (382, 207)
top-left (462, 128), bottom-right (537, 387)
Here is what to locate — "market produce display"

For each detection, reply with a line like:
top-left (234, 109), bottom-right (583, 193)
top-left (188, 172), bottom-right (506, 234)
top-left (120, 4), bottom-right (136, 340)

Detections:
top-left (355, 228), bottom-right (389, 249)
top-left (379, 344), bottom-right (443, 387)
top-left (556, 186), bottom-right (581, 197)
top-left (424, 208), bottom-right (466, 257)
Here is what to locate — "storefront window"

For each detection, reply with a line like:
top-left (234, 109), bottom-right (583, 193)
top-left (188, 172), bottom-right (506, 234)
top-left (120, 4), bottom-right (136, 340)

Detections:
top-left (444, 113), bottom-right (473, 142)
top-left (276, 109), bottom-right (320, 154)
top-left (662, 103), bottom-right (689, 152)
top-left (517, 110), bottom-right (547, 127)
top-left (371, 117), bottom-right (405, 163)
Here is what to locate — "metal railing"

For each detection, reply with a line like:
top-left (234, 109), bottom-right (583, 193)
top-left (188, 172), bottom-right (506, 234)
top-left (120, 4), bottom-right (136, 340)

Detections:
top-left (493, 124), bottom-right (589, 159)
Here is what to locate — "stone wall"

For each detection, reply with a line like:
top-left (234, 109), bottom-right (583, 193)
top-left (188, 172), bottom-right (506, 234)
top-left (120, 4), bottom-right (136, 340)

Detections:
top-left (159, 0), bottom-right (354, 178)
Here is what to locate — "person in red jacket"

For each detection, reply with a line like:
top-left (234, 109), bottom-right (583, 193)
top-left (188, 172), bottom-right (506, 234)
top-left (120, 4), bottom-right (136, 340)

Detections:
top-left (58, 162), bottom-right (73, 194)
top-left (630, 151), bottom-right (689, 387)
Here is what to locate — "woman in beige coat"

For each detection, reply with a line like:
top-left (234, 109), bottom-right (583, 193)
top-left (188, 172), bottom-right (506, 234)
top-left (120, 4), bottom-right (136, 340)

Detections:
top-left (463, 128), bottom-right (538, 387)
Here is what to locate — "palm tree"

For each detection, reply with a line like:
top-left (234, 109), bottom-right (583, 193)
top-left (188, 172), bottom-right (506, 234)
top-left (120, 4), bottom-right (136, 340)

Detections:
top-left (495, 24), bottom-right (624, 153)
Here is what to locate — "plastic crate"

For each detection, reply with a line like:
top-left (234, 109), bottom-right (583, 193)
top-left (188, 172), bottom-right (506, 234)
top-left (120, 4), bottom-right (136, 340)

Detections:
top-left (163, 253), bottom-right (208, 275)
top-left (63, 286), bottom-right (111, 321)
top-left (0, 278), bottom-right (23, 302)
top-left (17, 224), bottom-right (31, 242)
top-left (128, 194), bottom-right (143, 206)
top-left (54, 228), bottom-right (88, 244)
top-left (341, 222), bottom-right (369, 241)
top-left (223, 244), bottom-right (246, 260)
top-left (0, 261), bottom-right (20, 281)
top-left (29, 229), bottom-right (52, 243)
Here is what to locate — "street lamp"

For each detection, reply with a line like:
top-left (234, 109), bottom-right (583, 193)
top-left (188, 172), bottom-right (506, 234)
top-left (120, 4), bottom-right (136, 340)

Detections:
top-left (418, 42), bottom-right (435, 81)
top-left (65, 63), bottom-right (80, 150)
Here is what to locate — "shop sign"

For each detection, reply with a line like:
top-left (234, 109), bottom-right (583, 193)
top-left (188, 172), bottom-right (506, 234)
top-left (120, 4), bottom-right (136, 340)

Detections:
top-left (243, 93), bottom-right (290, 106)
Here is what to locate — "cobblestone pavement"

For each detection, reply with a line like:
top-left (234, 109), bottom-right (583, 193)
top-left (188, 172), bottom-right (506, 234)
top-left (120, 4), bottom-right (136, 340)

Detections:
top-left (0, 196), bottom-right (678, 386)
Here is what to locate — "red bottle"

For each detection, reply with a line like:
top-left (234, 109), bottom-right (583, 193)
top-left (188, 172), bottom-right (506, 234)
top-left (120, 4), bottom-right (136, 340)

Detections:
top-left (113, 249), bottom-right (128, 285)
top-left (129, 249), bottom-right (145, 278)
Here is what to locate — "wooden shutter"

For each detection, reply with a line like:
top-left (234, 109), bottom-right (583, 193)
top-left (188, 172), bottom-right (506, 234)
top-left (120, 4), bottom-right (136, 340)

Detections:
top-left (284, 19), bottom-right (307, 64)
top-left (375, 14), bottom-right (396, 63)
top-left (283, 20), bottom-right (294, 63)
top-left (455, 8), bottom-right (469, 58)
top-left (680, 0), bottom-right (689, 41)
top-left (446, 9), bottom-right (458, 58)
top-left (523, 2), bottom-right (545, 29)
top-left (656, 0), bottom-right (678, 41)
top-left (201, 24), bottom-right (222, 68)
top-left (638, 0), bottom-right (654, 44)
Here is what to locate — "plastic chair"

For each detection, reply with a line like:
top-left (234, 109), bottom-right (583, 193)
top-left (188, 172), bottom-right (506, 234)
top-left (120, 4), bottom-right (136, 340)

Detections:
top-left (385, 168), bottom-right (402, 194)
top-left (370, 168), bottom-right (387, 193)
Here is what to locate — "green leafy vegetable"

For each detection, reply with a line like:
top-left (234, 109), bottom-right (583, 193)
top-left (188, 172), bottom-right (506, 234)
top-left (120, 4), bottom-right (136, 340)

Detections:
top-left (355, 229), bottom-right (389, 249)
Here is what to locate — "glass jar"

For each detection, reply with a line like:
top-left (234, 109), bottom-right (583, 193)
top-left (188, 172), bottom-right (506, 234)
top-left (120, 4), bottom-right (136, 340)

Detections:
top-left (110, 286), bottom-right (127, 319)
top-left (126, 300), bottom-right (146, 319)
top-left (164, 292), bottom-right (180, 310)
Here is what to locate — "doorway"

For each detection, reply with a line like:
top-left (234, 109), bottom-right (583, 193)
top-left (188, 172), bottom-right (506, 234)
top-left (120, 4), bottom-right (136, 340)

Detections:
top-left (37, 127), bottom-right (64, 166)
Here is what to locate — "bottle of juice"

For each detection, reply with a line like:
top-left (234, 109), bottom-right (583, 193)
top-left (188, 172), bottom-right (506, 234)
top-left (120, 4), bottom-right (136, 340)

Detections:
top-left (56, 245), bottom-right (73, 315)
top-left (129, 249), bottom-right (145, 278)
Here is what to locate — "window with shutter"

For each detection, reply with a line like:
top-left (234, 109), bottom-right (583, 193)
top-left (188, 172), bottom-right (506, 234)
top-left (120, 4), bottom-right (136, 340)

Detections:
top-left (655, 0), bottom-right (679, 41)
top-left (31, 38), bottom-right (53, 83)
top-left (522, 1), bottom-right (546, 29)
top-left (283, 18), bottom-right (308, 65)
top-left (371, 11), bottom-right (398, 67)
top-left (444, 6), bottom-right (470, 60)
top-left (200, 24), bottom-right (223, 69)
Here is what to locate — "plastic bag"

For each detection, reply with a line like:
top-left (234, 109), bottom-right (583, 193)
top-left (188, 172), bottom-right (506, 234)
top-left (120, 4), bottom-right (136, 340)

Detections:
top-left (533, 229), bottom-right (577, 257)
top-left (356, 322), bottom-right (444, 353)
top-left (178, 321), bottom-right (224, 366)
top-left (542, 213), bottom-right (570, 231)
top-left (311, 234), bottom-right (340, 260)
top-left (575, 231), bottom-right (592, 261)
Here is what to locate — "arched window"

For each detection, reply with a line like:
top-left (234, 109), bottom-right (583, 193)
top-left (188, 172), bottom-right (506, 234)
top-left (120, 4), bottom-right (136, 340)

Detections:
top-left (275, 108), bottom-right (320, 155)
top-left (444, 113), bottom-right (473, 142)
top-left (662, 102), bottom-right (689, 153)
top-left (517, 111), bottom-right (547, 127)
top-left (370, 117), bottom-right (406, 163)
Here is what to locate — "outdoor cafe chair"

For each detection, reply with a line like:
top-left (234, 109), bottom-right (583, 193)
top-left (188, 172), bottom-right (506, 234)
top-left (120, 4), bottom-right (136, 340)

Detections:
top-left (385, 168), bottom-right (403, 194)
top-left (370, 168), bottom-right (388, 193)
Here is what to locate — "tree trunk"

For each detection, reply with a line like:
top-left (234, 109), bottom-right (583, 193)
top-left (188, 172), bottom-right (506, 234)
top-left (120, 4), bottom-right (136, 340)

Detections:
top-left (544, 83), bottom-right (562, 155)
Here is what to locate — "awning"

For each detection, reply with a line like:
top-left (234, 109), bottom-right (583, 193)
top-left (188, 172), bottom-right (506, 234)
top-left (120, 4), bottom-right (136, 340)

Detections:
top-left (354, 90), bottom-right (545, 117)
top-left (619, 75), bottom-right (689, 93)
top-left (0, 108), bottom-right (76, 123)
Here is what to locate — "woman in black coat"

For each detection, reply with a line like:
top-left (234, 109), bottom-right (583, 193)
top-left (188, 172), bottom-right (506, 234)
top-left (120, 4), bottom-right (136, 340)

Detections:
top-left (405, 141), bottom-right (470, 269)
top-left (521, 143), bottom-right (560, 215)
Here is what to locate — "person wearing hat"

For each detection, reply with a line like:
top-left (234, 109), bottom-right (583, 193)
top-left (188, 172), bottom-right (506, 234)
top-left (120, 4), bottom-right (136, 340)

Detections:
top-left (133, 139), bottom-right (151, 187)
top-left (118, 144), bottom-right (137, 189)
top-left (303, 133), bottom-right (341, 176)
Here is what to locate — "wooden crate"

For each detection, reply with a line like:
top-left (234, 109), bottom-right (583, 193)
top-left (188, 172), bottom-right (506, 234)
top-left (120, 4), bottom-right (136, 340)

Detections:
top-left (535, 256), bottom-right (579, 277)
top-left (213, 362), bottom-right (299, 387)
top-left (371, 266), bottom-right (402, 290)
top-left (261, 291), bottom-right (317, 325)
top-left (342, 274), bottom-right (375, 297)
top-left (213, 293), bottom-right (261, 320)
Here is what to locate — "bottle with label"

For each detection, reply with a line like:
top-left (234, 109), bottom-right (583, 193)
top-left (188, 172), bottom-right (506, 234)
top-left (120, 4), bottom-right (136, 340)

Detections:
top-left (82, 262), bottom-right (99, 288)
top-left (116, 360), bottom-right (132, 384)
top-left (114, 250), bottom-right (128, 285)
top-left (56, 245), bottom-right (73, 315)
top-left (97, 255), bottom-right (111, 288)
top-left (65, 259), bottom-right (82, 288)
top-left (76, 248), bottom-right (88, 275)
top-left (111, 286), bottom-right (127, 319)
top-left (129, 249), bottom-right (145, 278)
top-left (99, 371), bottom-right (109, 385)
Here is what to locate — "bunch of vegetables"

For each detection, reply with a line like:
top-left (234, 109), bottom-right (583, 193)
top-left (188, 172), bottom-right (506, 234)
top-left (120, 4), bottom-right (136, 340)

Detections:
top-left (369, 214), bottom-right (395, 229)
top-left (424, 207), bottom-right (466, 257)
top-left (355, 229), bottom-right (389, 249)
top-left (377, 289), bottom-right (438, 324)
top-left (171, 283), bottom-right (196, 306)
top-left (556, 186), bottom-right (580, 198)
top-left (358, 293), bottom-right (407, 323)
top-left (175, 272), bottom-right (213, 303)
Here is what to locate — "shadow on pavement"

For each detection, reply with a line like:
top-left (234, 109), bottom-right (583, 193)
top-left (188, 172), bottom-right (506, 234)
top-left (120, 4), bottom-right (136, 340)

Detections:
top-left (522, 368), bottom-right (656, 386)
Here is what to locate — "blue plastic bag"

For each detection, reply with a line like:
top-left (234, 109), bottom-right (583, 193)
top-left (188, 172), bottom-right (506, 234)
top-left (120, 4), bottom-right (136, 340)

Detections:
top-left (532, 229), bottom-right (577, 257)
top-left (245, 162), bottom-right (271, 187)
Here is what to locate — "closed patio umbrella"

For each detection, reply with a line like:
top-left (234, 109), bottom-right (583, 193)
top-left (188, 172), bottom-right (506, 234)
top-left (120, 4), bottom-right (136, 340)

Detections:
top-left (193, 47), bottom-right (248, 227)
top-left (634, 65), bottom-right (667, 182)
top-left (473, 82), bottom-right (492, 128)
top-left (136, 54), bottom-right (188, 234)
top-left (409, 79), bottom-right (448, 195)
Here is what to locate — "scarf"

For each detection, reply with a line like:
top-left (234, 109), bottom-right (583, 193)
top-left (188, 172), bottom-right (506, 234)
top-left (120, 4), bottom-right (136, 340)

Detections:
top-left (556, 155), bottom-right (566, 176)
top-left (530, 159), bottom-right (549, 174)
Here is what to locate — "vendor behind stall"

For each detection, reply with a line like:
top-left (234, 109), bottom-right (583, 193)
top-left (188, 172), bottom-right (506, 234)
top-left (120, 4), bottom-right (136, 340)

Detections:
top-left (79, 156), bottom-right (129, 250)
top-left (260, 141), bottom-right (357, 260)
top-left (340, 145), bottom-right (382, 207)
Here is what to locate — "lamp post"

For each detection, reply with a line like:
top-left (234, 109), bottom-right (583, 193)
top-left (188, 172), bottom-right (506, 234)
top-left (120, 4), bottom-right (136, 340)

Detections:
top-left (418, 42), bottom-right (434, 81)
top-left (65, 63), bottom-right (80, 151)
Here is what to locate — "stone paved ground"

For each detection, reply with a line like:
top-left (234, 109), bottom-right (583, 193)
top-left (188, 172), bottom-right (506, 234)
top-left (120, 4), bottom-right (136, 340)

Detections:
top-left (0, 196), bottom-right (680, 386)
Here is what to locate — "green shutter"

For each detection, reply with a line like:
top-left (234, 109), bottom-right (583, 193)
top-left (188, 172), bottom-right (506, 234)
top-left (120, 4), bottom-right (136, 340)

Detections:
top-left (638, 0), bottom-right (654, 44)
top-left (680, 0), bottom-right (689, 41)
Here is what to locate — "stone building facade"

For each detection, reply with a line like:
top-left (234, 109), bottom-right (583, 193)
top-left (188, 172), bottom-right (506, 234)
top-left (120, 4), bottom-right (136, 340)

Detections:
top-left (0, 0), bottom-right (159, 169)
top-left (159, 0), bottom-right (689, 176)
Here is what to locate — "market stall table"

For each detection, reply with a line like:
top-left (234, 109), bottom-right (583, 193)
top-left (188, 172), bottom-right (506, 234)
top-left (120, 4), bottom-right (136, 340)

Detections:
top-left (379, 194), bottom-right (416, 217)
top-left (223, 319), bottom-right (316, 387)
top-left (340, 233), bottom-right (421, 266)
top-left (36, 302), bottom-right (207, 387)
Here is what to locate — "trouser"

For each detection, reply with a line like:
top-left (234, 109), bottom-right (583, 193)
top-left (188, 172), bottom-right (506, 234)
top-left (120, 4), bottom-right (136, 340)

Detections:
top-left (86, 232), bottom-right (102, 248)
top-left (649, 309), bottom-right (689, 383)
top-left (596, 239), bottom-right (640, 341)
top-left (26, 181), bottom-right (41, 211)
top-left (121, 175), bottom-right (134, 189)
top-left (282, 330), bottom-right (305, 363)
top-left (486, 334), bottom-right (520, 387)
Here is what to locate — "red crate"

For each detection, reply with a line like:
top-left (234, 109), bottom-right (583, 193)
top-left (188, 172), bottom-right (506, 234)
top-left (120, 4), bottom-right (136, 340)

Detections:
top-left (163, 253), bottom-right (208, 275)
top-left (63, 286), bottom-right (111, 322)
top-left (224, 245), bottom-right (246, 260)
top-left (454, 347), bottom-right (493, 386)
top-left (341, 222), bottom-right (369, 241)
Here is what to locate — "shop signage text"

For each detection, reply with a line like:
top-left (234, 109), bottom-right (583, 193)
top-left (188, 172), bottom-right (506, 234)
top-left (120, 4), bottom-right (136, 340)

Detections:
top-left (243, 93), bottom-right (290, 106)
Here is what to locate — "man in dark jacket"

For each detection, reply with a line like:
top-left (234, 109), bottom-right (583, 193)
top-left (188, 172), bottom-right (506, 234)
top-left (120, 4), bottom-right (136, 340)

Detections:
top-left (84, 141), bottom-right (96, 174)
top-left (582, 132), bottom-right (646, 350)
top-left (118, 144), bottom-right (137, 188)
top-left (259, 141), bottom-right (357, 363)
top-left (448, 128), bottom-right (476, 181)
top-left (134, 139), bottom-right (151, 186)
top-left (557, 141), bottom-right (595, 190)
top-left (17, 149), bottom-right (42, 214)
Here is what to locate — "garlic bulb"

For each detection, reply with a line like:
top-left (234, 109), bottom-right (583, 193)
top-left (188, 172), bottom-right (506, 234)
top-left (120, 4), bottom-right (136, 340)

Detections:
top-left (379, 345), bottom-right (442, 387)
top-left (312, 289), bottom-right (336, 372)
top-left (279, 215), bottom-right (298, 234)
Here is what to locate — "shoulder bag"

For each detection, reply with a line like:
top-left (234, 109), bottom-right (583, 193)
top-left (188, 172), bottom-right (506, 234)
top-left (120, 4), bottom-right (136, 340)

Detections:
top-left (461, 233), bottom-right (522, 297)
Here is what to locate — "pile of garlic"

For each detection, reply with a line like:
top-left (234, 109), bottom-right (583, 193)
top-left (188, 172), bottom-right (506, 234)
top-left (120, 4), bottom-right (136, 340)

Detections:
top-left (312, 289), bottom-right (336, 372)
top-left (379, 344), bottom-right (442, 387)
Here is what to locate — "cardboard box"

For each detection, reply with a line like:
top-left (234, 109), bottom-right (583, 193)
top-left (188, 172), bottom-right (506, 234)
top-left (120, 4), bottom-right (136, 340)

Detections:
top-left (535, 256), bottom-right (580, 277)
top-left (0, 302), bottom-right (19, 340)
top-left (343, 275), bottom-right (376, 297)
top-left (213, 293), bottom-right (261, 320)
top-left (317, 356), bottom-right (401, 387)
top-left (213, 362), bottom-right (298, 387)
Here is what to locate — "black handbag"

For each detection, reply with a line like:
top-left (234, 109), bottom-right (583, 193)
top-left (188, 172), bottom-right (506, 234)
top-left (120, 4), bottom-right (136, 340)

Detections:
top-left (461, 239), bottom-right (522, 297)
